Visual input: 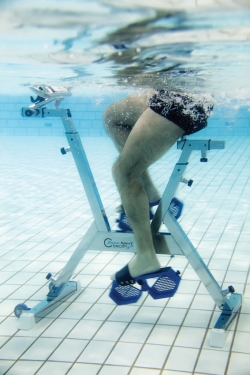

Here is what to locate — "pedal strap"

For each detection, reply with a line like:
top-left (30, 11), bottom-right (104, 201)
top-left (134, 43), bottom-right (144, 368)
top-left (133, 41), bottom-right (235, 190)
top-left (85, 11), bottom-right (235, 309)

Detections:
top-left (109, 267), bottom-right (181, 305)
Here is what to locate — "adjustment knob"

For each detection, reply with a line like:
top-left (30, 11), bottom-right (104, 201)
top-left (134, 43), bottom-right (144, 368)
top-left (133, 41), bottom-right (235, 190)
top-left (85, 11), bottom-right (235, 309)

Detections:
top-left (25, 109), bottom-right (39, 117)
top-left (228, 285), bottom-right (235, 293)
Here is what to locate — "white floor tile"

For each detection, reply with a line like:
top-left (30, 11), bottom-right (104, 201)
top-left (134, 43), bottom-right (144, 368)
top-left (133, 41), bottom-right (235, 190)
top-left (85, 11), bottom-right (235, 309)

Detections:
top-left (212, 249), bottom-right (234, 260)
top-left (3, 360), bottom-right (43, 375)
top-left (21, 338), bottom-right (62, 360)
top-left (41, 318), bottom-right (78, 338)
top-left (36, 361), bottom-right (72, 375)
top-left (0, 361), bottom-right (14, 374)
top-left (0, 317), bottom-right (19, 336)
top-left (143, 294), bottom-right (169, 308)
top-left (67, 320), bottom-right (103, 340)
top-left (75, 274), bottom-right (96, 287)
top-left (175, 326), bottom-right (206, 348)
top-left (98, 365), bottom-right (130, 375)
top-left (59, 302), bottom-right (92, 319)
top-left (232, 331), bottom-right (250, 354)
top-left (236, 313), bottom-right (250, 332)
top-left (120, 323), bottom-right (153, 343)
top-left (91, 289), bottom-right (114, 304)
top-left (162, 371), bottom-right (192, 375)
top-left (21, 261), bottom-right (50, 272)
top-left (229, 259), bottom-right (249, 271)
top-left (195, 349), bottom-right (229, 375)
top-left (165, 347), bottom-right (199, 372)
top-left (82, 303), bottom-right (115, 321)
top-left (5, 272), bottom-right (35, 285)
top-left (241, 297), bottom-right (250, 313)
top-left (191, 294), bottom-right (215, 310)
top-left (108, 305), bottom-right (139, 322)
top-left (175, 280), bottom-right (199, 294)
top-left (196, 283), bottom-right (210, 295)
top-left (183, 309), bottom-right (212, 328)
top-left (80, 263), bottom-right (106, 275)
top-left (28, 285), bottom-right (53, 301)
top-left (0, 285), bottom-right (20, 299)
top-left (67, 363), bottom-right (101, 375)
top-left (225, 270), bottom-right (248, 284)
top-left (94, 321), bottom-right (127, 341)
top-left (131, 369), bottom-right (161, 375)
top-left (75, 288), bottom-right (105, 303)
top-left (0, 272), bottom-right (15, 284)
top-left (109, 253), bottom-right (134, 265)
top-left (244, 284), bottom-right (250, 298)
top-left (147, 325), bottom-right (179, 346)
top-left (133, 307), bottom-right (163, 324)
top-left (77, 340), bottom-right (115, 364)
top-left (0, 336), bottom-right (9, 348)
top-left (1, 260), bottom-right (31, 272)
top-left (99, 263), bottom-right (124, 276)
top-left (86, 275), bottom-right (112, 289)
top-left (135, 344), bottom-right (170, 368)
top-left (105, 342), bottom-right (142, 366)
top-left (24, 273), bottom-right (48, 286)
top-left (208, 259), bottom-right (230, 270)
top-left (0, 337), bottom-right (36, 360)
top-left (92, 252), bottom-right (117, 264)
top-left (158, 308), bottom-right (187, 326)
top-left (8, 285), bottom-right (41, 300)
top-left (167, 293), bottom-right (194, 309)
top-left (227, 352), bottom-right (250, 375)
top-left (50, 338), bottom-right (88, 362)
top-left (182, 268), bottom-right (200, 281)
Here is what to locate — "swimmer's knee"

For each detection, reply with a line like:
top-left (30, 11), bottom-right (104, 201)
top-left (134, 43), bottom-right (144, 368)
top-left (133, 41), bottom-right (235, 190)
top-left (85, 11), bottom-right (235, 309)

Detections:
top-left (112, 158), bottom-right (142, 191)
top-left (102, 105), bottom-right (113, 129)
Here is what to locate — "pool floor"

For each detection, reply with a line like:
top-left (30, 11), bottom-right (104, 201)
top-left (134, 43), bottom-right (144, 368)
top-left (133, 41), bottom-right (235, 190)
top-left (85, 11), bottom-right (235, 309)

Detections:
top-left (0, 135), bottom-right (249, 375)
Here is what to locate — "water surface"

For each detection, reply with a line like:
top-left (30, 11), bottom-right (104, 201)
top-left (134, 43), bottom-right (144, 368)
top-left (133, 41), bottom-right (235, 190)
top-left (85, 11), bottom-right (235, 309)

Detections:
top-left (0, 0), bottom-right (249, 107)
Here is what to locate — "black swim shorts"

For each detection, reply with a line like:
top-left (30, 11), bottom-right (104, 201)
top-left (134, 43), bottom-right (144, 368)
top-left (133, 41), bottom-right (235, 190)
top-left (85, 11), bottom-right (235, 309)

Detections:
top-left (149, 90), bottom-right (214, 135)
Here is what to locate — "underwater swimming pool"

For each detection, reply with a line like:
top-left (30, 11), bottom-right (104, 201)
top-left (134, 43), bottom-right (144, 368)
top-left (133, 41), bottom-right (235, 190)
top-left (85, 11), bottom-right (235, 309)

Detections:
top-left (0, 1), bottom-right (250, 375)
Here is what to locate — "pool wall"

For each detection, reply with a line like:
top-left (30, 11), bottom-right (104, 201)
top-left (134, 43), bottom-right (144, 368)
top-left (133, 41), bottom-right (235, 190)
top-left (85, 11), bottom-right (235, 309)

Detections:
top-left (0, 94), bottom-right (249, 137)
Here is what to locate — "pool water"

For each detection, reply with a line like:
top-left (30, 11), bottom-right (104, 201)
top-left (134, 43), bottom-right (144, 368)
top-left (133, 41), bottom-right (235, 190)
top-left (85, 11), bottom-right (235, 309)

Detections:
top-left (0, 1), bottom-right (250, 375)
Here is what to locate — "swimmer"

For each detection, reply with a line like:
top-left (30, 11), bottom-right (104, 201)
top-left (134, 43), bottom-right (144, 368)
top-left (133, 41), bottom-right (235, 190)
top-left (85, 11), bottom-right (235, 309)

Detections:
top-left (103, 89), bottom-right (214, 284)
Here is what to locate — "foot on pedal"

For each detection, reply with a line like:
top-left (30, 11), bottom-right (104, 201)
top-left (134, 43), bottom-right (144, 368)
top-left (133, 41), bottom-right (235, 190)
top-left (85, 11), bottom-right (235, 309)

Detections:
top-left (116, 210), bottom-right (132, 231)
top-left (116, 198), bottom-right (183, 231)
top-left (116, 199), bottom-right (161, 231)
top-left (109, 265), bottom-right (181, 305)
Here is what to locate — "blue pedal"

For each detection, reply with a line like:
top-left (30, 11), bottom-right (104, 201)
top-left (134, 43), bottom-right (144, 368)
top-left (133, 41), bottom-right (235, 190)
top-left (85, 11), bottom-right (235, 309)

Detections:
top-left (169, 197), bottom-right (183, 220)
top-left (109, 267), bottom-right (181, 305)
top-left (116, 197), bottom-right (183, 232)
top-left (109, 282), bottom-right (142, 305)
top-left (148, 268), bottom-right (181, 299)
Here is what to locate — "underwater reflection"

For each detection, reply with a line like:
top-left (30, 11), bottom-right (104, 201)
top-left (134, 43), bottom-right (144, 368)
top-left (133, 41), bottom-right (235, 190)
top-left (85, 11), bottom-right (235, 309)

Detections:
top-left (0, 0), bottom-right (249, 99)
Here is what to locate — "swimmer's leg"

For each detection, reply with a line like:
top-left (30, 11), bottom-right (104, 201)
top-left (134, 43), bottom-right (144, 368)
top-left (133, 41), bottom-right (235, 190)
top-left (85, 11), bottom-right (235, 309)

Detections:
top-left (103, 91), bottom-right (161, 204)
top-left (112, 108), bottom-right (184, 280)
